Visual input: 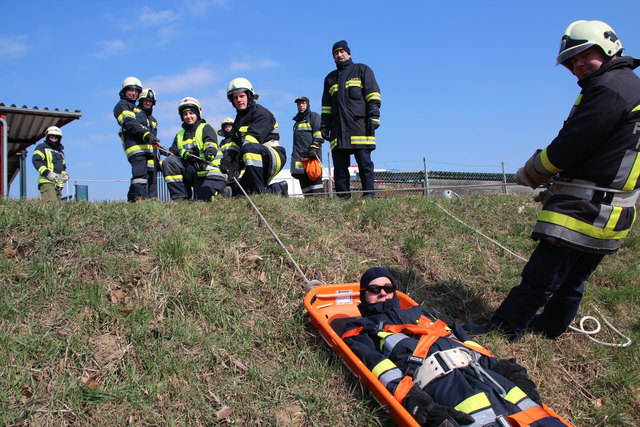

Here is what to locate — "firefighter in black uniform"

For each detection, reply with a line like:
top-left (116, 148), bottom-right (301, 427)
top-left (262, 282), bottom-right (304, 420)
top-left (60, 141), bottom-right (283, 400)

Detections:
top-left (466, 20), bottom-right (640, 343)
top-left (218, 116), bottom-right (239, 195)
top-left (32, 126), bottom-right (69, 202)
top-left (161, 97), bottom-right (226, 201)
top-left (113, 77), bottom-right (159, 202)
top-left (292, 96), bottom-right (324, 197)
top-left (340, 268), bottom-right (568, 427)
top-left (221, 78), bottom-right (288, 196)
top-left (321, 40), bottom-right (381, 199)
top-left (136, 88), bottom-right (159, 198)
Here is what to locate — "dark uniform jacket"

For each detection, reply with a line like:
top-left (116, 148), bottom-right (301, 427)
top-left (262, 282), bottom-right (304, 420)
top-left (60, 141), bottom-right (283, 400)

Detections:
top-left (340, 296), bottom-right (563, 426)
top-left (229, 102), bottom-right (285, 162)
top-left (32, 139), bottom-right (66, 185)
top-left (533, 56), bottom-right (640, 254)
top-left (113, 96), bottom-right (154, 160)
top-left (321, 59), bottom-right (381, 151)
top-left (291, 105), bottom-right (322, 175)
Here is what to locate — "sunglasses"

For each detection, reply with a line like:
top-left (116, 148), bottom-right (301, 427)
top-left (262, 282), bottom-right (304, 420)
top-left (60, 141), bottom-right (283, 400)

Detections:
top-left (365, 284), bottom-right (395, 294)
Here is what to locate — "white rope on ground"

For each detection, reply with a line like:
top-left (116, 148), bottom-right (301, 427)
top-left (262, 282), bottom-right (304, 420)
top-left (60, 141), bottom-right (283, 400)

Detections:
top-left (433, 200), bottom-right (632, 348)
top-left (232, 177), bottom-right (323, 291)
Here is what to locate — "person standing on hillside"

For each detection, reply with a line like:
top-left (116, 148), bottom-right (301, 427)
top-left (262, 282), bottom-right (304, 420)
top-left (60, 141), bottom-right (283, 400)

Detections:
top-left (136, 88), bottom-right (159, 198)
top-left (465, 20), bottom-right (640, 343)
top-left (291, 96), bottom-right (324, 197)
top-left (113, 77), bottom-right (159, 202)
top-left (161, 97), bottom-right (226, 201)
top-left (321, 40), bottom-right (381, 199)
top-left (221, 77), bottom-right (288, 196)
top-left (32, 126), bottom-right (69, 202)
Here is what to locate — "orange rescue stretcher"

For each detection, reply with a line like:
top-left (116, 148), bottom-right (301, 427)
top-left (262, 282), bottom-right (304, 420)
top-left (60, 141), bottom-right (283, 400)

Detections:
top-left (304, 282), bottom-right (573, 427)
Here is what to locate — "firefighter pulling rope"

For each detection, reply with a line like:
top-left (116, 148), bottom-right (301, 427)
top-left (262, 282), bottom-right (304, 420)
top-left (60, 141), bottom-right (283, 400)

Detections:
top-left (434, 200), bottom-right (631, 348)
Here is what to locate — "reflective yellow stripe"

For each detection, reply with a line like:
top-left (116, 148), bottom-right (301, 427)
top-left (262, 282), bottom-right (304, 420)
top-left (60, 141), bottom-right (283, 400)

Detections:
top-left (329, 84), bottom-right (338, 96)
top-left (117, 110), bottom-right (136, 124)
top-left (351, 136), bottom-right (376, 145)
top-left (245, 134), bottom-right (259, 144)
top-left (345, 78), bottom-right (362, 88)
top-left (455, 392), bottom-right (491, 414)
top-left (244, 152), bottom-right (262, 162)
top-left (366, 92), bottom-right (381, 102)
top-left (538, 209), bottom-right (631, 240)
top-left (313, 131), bottom-right (322, 138)
top-left (372, 359), bottom-right (397, 379)
top-left (330, 139), bottom-right (337, 150)
top-left (504, 387), bottom-right (527, 404)
top-left (622, 152), bottom-right (640, 190)
top-left (539, 148), bottom-right (562, 174)
top-left (297, 123), bottom-right (312, 129)
top-left (125, 144), bottom-right (153, 155)
top-left (38, 165), bottom-right (47, 174)
top-left (574, 94), bottom-right (583, 106)
top-left (322, 106), bottom-right (332, 114)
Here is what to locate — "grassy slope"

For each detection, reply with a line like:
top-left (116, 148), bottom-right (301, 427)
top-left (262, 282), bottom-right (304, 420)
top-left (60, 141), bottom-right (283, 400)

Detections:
top-left (0, 195), bottom-right (638, 426)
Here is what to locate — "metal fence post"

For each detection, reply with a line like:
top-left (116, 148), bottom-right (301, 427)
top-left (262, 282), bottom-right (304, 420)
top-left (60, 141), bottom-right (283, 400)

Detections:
top-left (501, 162), bottom-right (507, 194)
top-left (423, 157), bottom-right (429, 196)
top-left (327, 151), bottom-right (333, 198)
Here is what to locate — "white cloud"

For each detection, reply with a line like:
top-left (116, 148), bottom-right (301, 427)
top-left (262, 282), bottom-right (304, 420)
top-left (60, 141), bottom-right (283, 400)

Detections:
top-left (139, 6), bottom-right (179, 27)
top-left (0, 35), bottom-right (29, 58)
top-left (183, 0), bottom-right (229, 15)
top-left (230, 59), bottom-right (279, 72)
top-left (92, 40), bottom-right (125, 58)
top-left (145, 64), bottom-right (217, 94)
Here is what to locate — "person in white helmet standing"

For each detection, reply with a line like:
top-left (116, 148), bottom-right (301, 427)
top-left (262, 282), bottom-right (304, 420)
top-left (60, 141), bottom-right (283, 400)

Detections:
top-left (221, 77), bottom-right (288, 197)
top-left (113, 77), bottom-right (159, 202)
top-left (32, 126), bottom-right (69, 202)
top-left (465, 20), bottom-right (640, 343)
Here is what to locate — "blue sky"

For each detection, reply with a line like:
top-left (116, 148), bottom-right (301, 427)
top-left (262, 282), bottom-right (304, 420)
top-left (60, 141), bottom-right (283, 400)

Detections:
top-left (2, 0), bottom-right (639, 200)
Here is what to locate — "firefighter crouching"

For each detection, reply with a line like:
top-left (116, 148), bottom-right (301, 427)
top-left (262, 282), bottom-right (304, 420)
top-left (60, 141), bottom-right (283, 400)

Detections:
top-left (113, 76), bottom-right (159, 202)
top-left (221, 77), bottom-right (288, 197)
top-left (32, 126), bottom-right (69, 202)
top-left (161, 97), bottom-right (226, 201)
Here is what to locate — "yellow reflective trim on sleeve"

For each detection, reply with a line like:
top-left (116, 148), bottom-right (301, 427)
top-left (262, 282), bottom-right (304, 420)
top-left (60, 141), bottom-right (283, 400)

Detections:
top-left (538, 208), bottom-right (631, 240)
top-left (455, 392), bottom-right (491, 414)
top-left (372, 359), bottom-right (397, 379)
top-left (124, 144), bottom-right (153, 156)
top-left (38, 165), bottom-right (47, 174)
top-left (297, 123), bottom-right (312, 130)
top-left (244, 152), bottom-right (262, 162)
top-left (622, 152), bottom-right (640, 191)
top-left (504, 387), bottom-right (528, 405)
top-left (329, 84), bottom-right (338, 96)
top-left (245, 134), bottom-right (259, 144)
top-left (33, 150), bottom-right (45, 159)
top-left (366, 92), bottom-right (381, 102)
top-left (574, 94), bottom-right (583, 106)
top-left (117, 110), bottom-right (136, 124)
top-left (539, 148), bottom-right (562, 174)
top-left (321, 106), bottom-right (332, 114)
top-left (313, 131), bottom-right (322, 138)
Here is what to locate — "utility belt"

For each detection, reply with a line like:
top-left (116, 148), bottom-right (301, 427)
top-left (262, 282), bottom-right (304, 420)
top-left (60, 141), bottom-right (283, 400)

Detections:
top-left (551, 179), bottom-right (640, 208)
top-left (413, 347), bottom-right (474, 388)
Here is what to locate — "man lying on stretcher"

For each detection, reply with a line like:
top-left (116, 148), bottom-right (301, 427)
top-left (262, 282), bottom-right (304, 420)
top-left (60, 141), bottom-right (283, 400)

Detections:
top-left (337, 267), bottom-right (569, 427)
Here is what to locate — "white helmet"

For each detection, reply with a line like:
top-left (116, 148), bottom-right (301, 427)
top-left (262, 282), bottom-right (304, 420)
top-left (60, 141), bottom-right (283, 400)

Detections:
top-left (45, 126), bottom-right (63, 138)
top-left (221, 117), bottom-right (234, 127)
top-left (226, 77), bottom-right (259, 100)
top-left (139, 88), bottom-right (157, 105)
top-left (557, 20), bottom-right (623, 66)
top-left (178, 97), bottom-right (202, 118)
top-left (120, 76), bottom-right (143, 95)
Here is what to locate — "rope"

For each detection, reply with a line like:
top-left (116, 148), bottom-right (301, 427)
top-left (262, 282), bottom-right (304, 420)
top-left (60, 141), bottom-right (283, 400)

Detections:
top-left (232, 177), bottom-right (323, 291)
top-left (434, 201), bottom-right (631, 347)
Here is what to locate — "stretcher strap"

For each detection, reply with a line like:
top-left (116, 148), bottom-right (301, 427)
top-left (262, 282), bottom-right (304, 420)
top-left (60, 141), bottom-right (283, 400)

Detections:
top-left (393, 376), bottom-right (414, 403)
top-left (341, 326), bottom-right (364, 339)
top-left (506, 403), bottom-right (573, 426)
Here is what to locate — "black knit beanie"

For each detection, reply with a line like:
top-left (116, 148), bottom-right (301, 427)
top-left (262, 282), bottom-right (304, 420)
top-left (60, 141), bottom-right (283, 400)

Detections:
top-left (332, 40), bottom-right (351, 55)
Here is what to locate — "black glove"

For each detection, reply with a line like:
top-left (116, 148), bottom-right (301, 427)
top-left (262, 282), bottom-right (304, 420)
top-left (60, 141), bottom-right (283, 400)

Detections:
top-left (367, 117), bottom-right (380, 134)
top-left (321, 128), bottom-right (330, 141)
top-left (403, 386), bottom-right (475, 427)
top-left (306, 148), bottom-right (318, 159)
top-left (144, 133), bottom-right (159, 144)
top-left (220, 153), bottom-right (232, 174)
top-left (491, 358), bottom-right (542, 405)
top-left (533, 189), bottom-right (553, 205)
